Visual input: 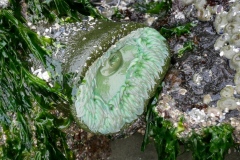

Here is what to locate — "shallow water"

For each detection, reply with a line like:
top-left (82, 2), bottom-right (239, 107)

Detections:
top-left (110, 133), bottom-right (240, 160)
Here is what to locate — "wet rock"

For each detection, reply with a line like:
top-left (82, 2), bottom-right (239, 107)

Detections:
top-left (225, 110), bottom-right (240, 119)
top-left (0, 0), bottom-right (8, 8)
top-left (162, 20), bottom-right (235, 112)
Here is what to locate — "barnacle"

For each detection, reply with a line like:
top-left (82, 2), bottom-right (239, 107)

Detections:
top-left (227, 3), bottom-right (240, 22)
top-left (234, 71), bottom-right (240, 84)
top-left (230, 53), bottom-right (240, 70)
top-left (194, 0), bottom-right (206, 10)
top-left (197, 9), bottom-right (212, 21)
top-left (220, 86), bottom-right (234, 98)
top-left (214, 34), bottom-right (230, 51)
top-left (236, 84), bottom-right (240, 94)
top-left (217, 97), bottom-right (237, 111)
top-left (65, 21), bottom-right (170, 134)
top-left (214, 12), bottom-right (228, 34)
top-left (224, 23), bottom-right (240, 35)
top-left (220, 45), bottom-right (237, 59)
top-left (230, 33), bottom-right (240, 47)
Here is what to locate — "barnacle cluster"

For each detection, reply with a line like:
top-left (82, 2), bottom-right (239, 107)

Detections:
top-left (213, 2), bottom-right (240, 112)
top-left (182, 0), bottom-right (224, 21)
top-left (69, 22), bottom-right (170, 134)
top-left (155, 0), bottom-right (240, 141)
top-left (180, 0), bottom-right (240, 113)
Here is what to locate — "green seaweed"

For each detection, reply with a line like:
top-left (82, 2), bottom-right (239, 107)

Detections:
top-left (160, 22), bottom-right (197, 38)
top-left (142, 94), bottom-right (235, 160)
top-left (146, 0), bottom-right (172, 14)
top-left (134, 0), bottom-right (172, 15)
top-left (112, 8), bottom-right (125, 20)
top-left (141, 91), bottom-right (179, 160)
top-left (184, 124), bottom-right (234, 160)
top-left (0, 0), bottom-right (102, 159)
top-left (177, 41), bottom-right (194, 58)
top-left (159, 23), bottom-right (196, 58)
top-left (0, 10), bottom-right (72, 159)
top-left (0, 1), bottom-right (238, 159)
top-left (9, 0), bottom-right (105, 23)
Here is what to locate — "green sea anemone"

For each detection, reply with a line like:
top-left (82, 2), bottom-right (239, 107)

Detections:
top-left (64, 21), bottom-right (170, 134)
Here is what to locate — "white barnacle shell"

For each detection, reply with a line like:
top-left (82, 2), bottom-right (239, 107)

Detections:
top-left (217, 97), bottom-right (238, 111)
top-left (220, 45), bottom-right (238, 59)
top-left (224, 22), bottom-right (240, 35)
top-left (230, 53), bottom-right (240, 70)
top-left (234, 71), bottom-right (240, 85)
top-left (220, 86), bottom-right (234, 98)
top-left (214, 33), bottom-right (230, 50)
top-left (214, 11), bottom-right (228, 34)
top-left (197, 9), bottom-right (212, 21)
top-left (194, 0), bottom-right (207, 10)
top-left (230, 33), bottom-right (240, 47)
